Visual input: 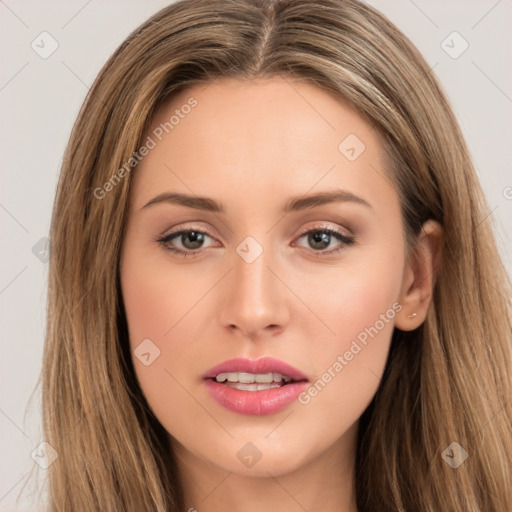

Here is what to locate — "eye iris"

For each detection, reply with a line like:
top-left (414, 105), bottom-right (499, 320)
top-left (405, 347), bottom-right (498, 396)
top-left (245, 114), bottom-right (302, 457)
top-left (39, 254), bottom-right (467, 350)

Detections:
top-left (309, 231), bottom-right (330, 250)
top-left (182, 231), bottom-right (204, 250)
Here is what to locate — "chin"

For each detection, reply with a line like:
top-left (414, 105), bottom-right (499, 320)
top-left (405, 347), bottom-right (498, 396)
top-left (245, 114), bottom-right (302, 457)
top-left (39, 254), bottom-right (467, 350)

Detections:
top-left (198, 430), bottom-right (316, 477)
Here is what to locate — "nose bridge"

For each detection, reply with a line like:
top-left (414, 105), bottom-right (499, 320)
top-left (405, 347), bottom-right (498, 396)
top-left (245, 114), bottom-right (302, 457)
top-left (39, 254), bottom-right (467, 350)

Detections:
top-left (219, 234), bottom-right (288, 337)
top-left (235, 239), bottom-right (272, 304)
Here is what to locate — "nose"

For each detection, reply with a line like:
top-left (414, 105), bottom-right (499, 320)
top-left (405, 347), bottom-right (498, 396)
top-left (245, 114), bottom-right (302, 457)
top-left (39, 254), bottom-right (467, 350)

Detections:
top-left (218, 240), bottom-right (290, 340)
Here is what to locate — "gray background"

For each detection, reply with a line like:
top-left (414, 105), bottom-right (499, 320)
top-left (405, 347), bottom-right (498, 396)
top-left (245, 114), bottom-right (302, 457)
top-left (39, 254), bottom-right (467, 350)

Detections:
top-left (1, 1), bottom-right (511, 510)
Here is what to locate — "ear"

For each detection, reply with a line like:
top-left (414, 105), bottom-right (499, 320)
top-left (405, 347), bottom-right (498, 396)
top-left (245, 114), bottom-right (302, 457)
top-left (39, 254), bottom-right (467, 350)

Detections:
top-left (395, 219), bottom-right (444, 331)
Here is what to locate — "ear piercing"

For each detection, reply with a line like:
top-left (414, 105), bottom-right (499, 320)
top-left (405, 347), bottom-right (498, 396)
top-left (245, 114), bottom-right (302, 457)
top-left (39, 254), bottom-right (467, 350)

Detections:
top-left (407, 312), bottom-right (418, 319)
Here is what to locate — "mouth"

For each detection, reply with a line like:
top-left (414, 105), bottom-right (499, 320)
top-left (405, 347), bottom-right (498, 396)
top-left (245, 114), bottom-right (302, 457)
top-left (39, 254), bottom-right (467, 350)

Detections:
top-left (202, 357), bottom-right (309, 415)
top-left (202, 356), bottom-right (309, 384)
top-left (208, 371), bottom-right (305, 391)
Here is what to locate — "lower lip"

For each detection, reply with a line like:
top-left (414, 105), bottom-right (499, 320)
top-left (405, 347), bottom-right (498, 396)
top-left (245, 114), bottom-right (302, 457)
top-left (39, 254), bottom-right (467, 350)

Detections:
top-left (204, 379), bottom-right (308, 416)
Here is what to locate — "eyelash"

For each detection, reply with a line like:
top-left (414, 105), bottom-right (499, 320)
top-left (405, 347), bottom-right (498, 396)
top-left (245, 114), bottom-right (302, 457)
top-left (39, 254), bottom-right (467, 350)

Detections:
top-left (156, 224), bottom-right (356, 258)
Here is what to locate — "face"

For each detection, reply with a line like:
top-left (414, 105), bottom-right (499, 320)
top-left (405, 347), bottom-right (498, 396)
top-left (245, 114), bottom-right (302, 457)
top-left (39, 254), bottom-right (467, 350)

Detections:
top-left (120, 77), bottom-right (411, 479)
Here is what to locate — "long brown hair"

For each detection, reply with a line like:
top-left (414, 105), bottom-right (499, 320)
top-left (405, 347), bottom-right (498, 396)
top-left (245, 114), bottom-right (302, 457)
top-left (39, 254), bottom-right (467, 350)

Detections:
top-left (41, 0), bottom-right (512, 510)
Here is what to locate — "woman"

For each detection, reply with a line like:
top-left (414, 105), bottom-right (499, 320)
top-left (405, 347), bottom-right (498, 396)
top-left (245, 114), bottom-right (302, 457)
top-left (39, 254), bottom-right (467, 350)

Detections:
top-left (42, 0), bottom-right (512, 510)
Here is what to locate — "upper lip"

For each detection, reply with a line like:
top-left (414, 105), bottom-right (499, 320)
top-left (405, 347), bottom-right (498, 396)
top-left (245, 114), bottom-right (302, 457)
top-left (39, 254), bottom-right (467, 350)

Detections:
top-left (202, 356), bottom-right (309, 382)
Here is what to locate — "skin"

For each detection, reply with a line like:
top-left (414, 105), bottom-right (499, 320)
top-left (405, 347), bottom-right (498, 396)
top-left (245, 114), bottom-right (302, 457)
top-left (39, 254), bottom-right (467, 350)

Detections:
top-left (120, 76), bottom-right (443, 512)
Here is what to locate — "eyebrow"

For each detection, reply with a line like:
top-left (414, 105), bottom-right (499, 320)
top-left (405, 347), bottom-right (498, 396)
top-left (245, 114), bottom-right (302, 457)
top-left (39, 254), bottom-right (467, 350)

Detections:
top-left (142, 189), bottom-right (372, 212)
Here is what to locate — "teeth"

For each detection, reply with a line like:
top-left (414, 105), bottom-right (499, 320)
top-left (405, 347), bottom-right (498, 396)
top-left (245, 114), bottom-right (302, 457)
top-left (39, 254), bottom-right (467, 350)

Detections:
top-left (255, 373), bottom-right (273, 383)
top-left (274, 372), bottom-right (292, 383)
top-left (224, 382), bottom-right (283, 391)
top-left (215, 372), bottom-right (293, 384)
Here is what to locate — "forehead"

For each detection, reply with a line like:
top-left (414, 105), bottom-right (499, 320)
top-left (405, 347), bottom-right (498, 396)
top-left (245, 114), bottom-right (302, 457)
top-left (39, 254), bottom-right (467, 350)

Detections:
top-left (148, 76), bottom-right (371, 155)
top-left (131, 76), bottom-right (397, 215)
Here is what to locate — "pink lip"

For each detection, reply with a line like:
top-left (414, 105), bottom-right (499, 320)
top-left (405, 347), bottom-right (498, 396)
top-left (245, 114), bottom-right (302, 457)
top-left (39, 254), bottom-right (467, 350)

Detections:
top-left (202, 357), bottom-right (309, 416)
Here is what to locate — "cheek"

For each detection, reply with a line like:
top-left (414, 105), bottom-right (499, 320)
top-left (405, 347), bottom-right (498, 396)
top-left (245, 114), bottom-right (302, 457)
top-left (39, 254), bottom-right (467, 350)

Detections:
top-left (120, 249), bottom-right (245, 466)
top-left (295, 248), bottom-right (404, 420)
top-left (119, 246), bottom-right (198, 401)
top-left (120, 246), bottom-right (202, 345)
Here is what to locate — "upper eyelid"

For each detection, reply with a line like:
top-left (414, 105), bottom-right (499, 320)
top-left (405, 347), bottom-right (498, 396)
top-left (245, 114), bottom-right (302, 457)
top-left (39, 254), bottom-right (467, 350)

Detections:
top-left (160, 225), bottom-right (216, 243)
top-left (160, 224), bottom-right (350, 241)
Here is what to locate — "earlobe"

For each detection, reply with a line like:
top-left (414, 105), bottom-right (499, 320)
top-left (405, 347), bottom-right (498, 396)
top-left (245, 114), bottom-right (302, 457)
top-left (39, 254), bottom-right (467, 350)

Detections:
top-left (395, 220), bottom-right (444, 331)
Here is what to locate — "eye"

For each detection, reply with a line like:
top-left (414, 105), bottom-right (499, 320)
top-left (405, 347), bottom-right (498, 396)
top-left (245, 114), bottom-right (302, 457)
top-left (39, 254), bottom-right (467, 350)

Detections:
top-left (157, 227), bottom-right (217, 256)
top-left (293, 225), bottom-right (356, 256)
